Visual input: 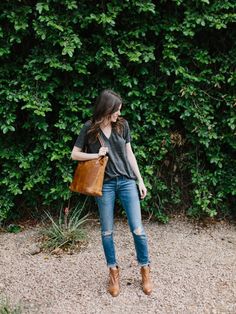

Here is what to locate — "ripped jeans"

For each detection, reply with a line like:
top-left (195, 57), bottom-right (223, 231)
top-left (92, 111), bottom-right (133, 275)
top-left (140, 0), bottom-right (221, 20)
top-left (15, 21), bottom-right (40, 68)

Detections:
top-left (95, 176), bottom-right (150, 268)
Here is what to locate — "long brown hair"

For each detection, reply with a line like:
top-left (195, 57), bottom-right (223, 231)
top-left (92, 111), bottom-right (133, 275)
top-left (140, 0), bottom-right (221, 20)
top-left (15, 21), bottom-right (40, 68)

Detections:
top-left (87, 89), bottom-right (124, 142)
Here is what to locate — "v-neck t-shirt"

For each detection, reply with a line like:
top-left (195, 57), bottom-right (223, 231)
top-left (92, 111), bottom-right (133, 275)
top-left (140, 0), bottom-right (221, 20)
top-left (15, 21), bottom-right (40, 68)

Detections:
top-left (74, 120), bottom-right (137, 181)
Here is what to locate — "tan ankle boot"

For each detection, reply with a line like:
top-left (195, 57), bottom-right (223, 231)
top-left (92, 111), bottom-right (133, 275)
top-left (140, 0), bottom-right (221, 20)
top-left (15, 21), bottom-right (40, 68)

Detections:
top-left (141, 265), bottom-right (153, 295)
top-left (108, 267), bottom-right (120, 297)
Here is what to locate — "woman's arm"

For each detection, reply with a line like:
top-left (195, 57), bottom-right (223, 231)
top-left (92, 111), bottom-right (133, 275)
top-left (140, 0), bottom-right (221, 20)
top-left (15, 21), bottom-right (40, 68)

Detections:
top-left (71, 146), bottom-right (98, 161)
top-left (126, 143), bottom-right (147, 199)
top-left (71, 146), bottom-right (108, 161)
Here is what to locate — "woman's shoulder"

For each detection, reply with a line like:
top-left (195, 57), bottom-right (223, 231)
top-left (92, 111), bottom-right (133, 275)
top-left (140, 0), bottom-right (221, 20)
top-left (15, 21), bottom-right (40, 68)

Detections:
top-left (78, 120), bottom-right (92, 135)
top-left (118, 118), bottom-right (130, 137)
top-left (121, 118), bottom-right (130, 131)
top-left (120, 118), bottom-right (129, 126)
top-left (83, 120), bottom-right (92, 129)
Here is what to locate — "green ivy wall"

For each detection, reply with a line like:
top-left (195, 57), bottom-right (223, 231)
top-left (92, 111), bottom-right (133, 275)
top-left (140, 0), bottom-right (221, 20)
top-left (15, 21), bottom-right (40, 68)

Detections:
top-left (0, 0), bottom-right (235, 222)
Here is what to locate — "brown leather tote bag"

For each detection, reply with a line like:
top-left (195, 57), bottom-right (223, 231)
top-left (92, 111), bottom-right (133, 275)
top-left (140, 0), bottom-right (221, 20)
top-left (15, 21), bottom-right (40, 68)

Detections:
top-left (69, 135), bottom-right (108, 196)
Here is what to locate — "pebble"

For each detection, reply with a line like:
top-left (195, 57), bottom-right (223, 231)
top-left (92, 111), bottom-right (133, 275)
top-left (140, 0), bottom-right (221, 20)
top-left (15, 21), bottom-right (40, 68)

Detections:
top-left (28, 244), bottom-right (41, 255)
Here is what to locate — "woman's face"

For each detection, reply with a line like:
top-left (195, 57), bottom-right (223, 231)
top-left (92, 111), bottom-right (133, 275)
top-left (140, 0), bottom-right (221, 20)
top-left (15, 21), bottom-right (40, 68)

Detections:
top-left (110, 104), bottom-right (122, 123)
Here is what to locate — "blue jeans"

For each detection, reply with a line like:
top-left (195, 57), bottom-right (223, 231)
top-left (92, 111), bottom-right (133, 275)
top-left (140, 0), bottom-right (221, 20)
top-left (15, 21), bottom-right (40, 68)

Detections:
top-left (95, 176), bottom-right (150, 268)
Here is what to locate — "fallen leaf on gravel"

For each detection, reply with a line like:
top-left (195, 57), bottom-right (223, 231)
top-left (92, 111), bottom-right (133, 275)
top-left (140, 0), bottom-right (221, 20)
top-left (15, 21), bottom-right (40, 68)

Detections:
top-left (51, 247), bottom-right (63, 255)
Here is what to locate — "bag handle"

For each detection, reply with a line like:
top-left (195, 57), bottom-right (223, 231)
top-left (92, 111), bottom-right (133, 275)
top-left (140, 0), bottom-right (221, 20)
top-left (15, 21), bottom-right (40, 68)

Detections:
top-left (84, 133), bottom-right (103, 152)
top-left (84, 133), bottom-right (105, 153)
top-left (98, 133), bottom-right (105, 147)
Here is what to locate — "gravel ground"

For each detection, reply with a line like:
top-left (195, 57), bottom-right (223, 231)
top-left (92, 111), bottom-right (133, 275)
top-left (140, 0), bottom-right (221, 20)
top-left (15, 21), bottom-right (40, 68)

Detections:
top-left (0, 216), bottom-right (236, 314)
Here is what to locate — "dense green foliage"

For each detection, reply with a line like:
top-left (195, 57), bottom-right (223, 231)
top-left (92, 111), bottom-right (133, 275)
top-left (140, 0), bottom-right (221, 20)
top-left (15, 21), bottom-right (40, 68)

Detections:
top-left (0, 0), bottom-right (235, 223)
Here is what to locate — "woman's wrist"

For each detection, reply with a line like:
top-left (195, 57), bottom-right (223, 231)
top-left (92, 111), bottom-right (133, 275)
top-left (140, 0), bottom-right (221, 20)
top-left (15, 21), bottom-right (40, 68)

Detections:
top-left (137, 177), bottom-right (144, 184)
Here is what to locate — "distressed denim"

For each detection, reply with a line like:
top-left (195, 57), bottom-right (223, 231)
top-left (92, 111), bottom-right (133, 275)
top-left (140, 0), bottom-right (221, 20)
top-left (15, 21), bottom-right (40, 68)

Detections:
top-left (95, 176), bottom-right (150, 268)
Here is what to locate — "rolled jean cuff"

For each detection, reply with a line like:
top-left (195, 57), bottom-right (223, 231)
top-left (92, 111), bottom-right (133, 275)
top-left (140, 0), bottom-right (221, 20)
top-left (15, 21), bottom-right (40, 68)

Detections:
top-left (139, 261), bottom-right (151, 267)
top-left (107, 263), bottom-right (118, 268)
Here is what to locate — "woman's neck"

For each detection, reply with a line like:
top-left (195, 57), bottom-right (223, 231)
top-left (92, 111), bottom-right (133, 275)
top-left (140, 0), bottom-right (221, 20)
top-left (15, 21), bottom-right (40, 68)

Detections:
top-left (100, 119), bottom-right (111, 129)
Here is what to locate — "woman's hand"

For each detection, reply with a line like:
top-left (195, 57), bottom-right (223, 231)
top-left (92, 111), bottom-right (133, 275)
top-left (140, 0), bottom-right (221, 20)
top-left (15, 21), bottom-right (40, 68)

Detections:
top-left (98, 146), bottom-right (109, 157)
top-left (138, 179), bottom-right (147, 199)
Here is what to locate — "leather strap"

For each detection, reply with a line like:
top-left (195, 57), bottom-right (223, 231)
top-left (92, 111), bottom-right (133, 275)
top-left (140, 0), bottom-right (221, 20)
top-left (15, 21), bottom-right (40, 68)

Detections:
top-left (84, 133), bottom-right (105, 153)
top-left (98, 133), bottom-right (105, 147)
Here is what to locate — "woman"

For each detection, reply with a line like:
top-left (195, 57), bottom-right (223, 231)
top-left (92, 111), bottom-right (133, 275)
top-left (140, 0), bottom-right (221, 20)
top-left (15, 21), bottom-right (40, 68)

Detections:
top-left (71, 90), bottom-right (153, 297)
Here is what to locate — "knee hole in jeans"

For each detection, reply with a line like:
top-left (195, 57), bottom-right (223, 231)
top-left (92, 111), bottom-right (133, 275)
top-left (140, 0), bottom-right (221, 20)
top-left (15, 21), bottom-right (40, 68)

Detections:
top-left (133, 226), bottom-right (143, 235)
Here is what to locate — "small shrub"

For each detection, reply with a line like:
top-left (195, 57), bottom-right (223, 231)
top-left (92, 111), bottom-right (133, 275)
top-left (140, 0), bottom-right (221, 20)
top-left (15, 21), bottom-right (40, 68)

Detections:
top-left (41, 200), bottom-right (88, 251)
top-left (6, 225), bottom-right (22, 234)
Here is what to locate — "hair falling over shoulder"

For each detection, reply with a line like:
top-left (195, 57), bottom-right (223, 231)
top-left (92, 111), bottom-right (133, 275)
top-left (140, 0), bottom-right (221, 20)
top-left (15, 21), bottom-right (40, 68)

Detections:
top-left (87, 89), bottom-right (125, 143)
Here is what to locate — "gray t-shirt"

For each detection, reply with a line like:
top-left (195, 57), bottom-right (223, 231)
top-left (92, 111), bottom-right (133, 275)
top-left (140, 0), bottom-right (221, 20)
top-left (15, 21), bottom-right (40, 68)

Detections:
top-left (74, 120), bottom-right (137, 181)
